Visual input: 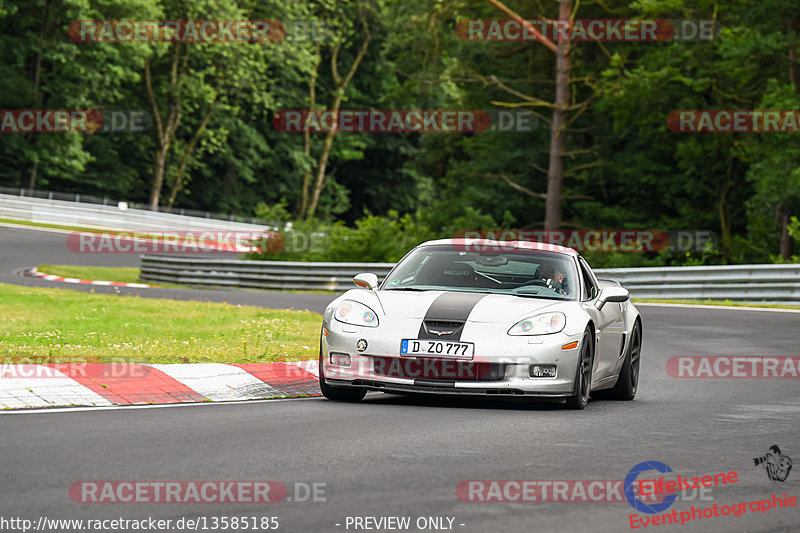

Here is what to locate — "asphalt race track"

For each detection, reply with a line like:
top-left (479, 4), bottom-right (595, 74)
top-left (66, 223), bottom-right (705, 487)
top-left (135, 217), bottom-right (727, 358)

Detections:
top-left (0, 225), bottom-right (332, 312)
top-left (1, 224), bottom-right (799, 533)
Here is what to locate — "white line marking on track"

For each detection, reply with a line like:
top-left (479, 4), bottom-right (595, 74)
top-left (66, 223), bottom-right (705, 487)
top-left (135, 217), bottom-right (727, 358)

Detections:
top-left (0, 396), bottom-right (320, 415)
top-left (147, 363), bottom-right (283, 401)
top-left (0, 365), bottom-right (113, 409)
top-left (27, 267), bottom-right (153, 288)
top-left (285, 360), bottom-right (320, 377)
top-left (636, 302), bottom-right (800, 313)
top-left (0, 221), bottom-right (87, 235)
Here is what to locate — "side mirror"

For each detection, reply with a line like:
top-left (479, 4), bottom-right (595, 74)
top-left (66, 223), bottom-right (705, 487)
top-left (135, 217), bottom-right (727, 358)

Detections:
top-left (595, 286), bottom-right (629, 310)
top-left (353, 273), bottom-right (379, 290)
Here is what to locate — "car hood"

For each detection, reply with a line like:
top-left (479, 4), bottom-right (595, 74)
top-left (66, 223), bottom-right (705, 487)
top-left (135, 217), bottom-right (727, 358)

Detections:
top-left (374, 290), bottom-right (566, 323)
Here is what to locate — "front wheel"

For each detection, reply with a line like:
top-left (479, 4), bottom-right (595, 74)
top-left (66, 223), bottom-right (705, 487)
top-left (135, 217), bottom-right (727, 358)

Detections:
top-left (318, 349), bottom-right (366, 402)
top-left (565, 329), bottom-right (594, 410)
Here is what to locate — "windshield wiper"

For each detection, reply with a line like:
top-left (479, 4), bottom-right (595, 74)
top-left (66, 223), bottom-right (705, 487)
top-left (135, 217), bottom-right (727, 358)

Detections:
top-left (513, 293), bottom-right (570, 301)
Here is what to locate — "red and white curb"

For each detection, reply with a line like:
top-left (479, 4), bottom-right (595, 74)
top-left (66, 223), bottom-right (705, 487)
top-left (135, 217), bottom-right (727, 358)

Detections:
top-left (25, 267), bottom-right (152, 288)
top-left (0, 361), bottom-right (320, 409)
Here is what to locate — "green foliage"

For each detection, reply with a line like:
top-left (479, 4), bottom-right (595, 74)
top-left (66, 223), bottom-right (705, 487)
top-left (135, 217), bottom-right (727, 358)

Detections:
top-left (1, 0), bottom-right (799, 267)
top-left (0, 282), bottom-right (319, 363)
top-left (772, 217), bottom-right (800, 264)
top-left (248, 206), bottom-right (498, 263)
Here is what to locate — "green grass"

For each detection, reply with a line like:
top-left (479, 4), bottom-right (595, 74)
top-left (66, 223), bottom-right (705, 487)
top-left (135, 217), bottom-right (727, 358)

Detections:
top-left (36, 263), bottom-right (340, 293)
top-left (0, 217), bottom-right (103, 233)
top-left (39, 264), bottom-right (142, 284)
top-left (633, 298), bottom-right (800, 310)
top-left (0, 217), bottom-right (161, 236)
top-left (37, 264), bottom-right (193, 290)
top-left (0, 282), bottom-right (321, 364)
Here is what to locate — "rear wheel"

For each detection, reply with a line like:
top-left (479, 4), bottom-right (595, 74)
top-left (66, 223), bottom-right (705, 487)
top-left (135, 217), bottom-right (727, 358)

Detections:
top-left (565, 329), bottom-right (594, 410)
top-left (318, 347), bottom-right (366, 402)
top-left (607, 321), bottom-right (641, 400)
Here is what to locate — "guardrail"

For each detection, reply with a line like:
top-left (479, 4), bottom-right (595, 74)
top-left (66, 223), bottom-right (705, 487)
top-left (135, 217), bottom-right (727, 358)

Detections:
top-left (140, 255), bottom-right (395, 292)
top-left (597, 264), bottom-right (800, 301)
top-left (0, 187), bottom-right (272, 225)
top-left (0, 192), bottom-right (276, 233)
top-left (139, 256), bottom-right (800, 301)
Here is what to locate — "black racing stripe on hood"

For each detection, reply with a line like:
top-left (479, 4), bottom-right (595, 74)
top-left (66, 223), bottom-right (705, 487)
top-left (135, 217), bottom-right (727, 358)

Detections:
top-left (417, 292), bottom-right (487, 340)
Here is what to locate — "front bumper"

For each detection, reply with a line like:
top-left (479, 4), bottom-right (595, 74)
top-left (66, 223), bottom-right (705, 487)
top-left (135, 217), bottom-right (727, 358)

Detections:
top-left (321, 318), bottom-right (583, 398)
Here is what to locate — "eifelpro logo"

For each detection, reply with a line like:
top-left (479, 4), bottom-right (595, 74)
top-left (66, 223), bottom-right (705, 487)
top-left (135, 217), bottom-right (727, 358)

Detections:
top-left (625, 461), bottom-right (678, 514)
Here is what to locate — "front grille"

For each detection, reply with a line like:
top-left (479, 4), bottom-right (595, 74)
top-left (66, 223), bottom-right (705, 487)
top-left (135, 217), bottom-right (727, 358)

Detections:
top-left (372, 356), bottom-right (505, 381)
top-left (425, 320), bottom-right (463, 329)
top-left (422, 320), bottom-right (464, 339)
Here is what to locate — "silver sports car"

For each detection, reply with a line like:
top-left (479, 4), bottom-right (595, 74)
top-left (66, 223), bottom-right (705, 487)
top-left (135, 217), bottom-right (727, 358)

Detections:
top-left (318, 239), bottom-right (642, 409)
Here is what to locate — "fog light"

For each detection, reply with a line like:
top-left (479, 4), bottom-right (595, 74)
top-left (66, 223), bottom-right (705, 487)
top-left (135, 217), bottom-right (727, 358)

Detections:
top-left (329, 353), bottom-right (351, 366)
top-left (529, 364), bottom-right (557, 378)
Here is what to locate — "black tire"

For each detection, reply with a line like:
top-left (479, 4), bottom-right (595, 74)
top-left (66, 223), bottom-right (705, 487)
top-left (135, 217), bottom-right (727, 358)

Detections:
top-left (565, 329), bottom-right (594, 410)
top-left (607, 321), bottom-right (641, 401)
top-left (318, 348), bottom-right (366, 402)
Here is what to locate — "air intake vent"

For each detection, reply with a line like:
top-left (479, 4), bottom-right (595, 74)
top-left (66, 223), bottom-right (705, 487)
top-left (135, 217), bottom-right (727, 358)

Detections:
top-left (425, 321), bottom-right (463, 329)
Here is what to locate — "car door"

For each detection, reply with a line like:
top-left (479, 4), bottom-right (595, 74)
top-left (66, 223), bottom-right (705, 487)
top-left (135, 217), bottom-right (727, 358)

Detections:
top-left (578, 257), bottom-right (624, 386)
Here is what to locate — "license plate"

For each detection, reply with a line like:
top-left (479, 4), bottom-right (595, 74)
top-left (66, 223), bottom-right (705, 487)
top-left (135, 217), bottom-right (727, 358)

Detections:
top-left (400, 339), bottom-right (474, 358)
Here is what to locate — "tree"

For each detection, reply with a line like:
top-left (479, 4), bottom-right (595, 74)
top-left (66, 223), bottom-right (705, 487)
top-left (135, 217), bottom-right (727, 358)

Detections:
top-left (143, 0), bottom-right (315, 211)
top-left (296, 0), bottom-right (378, 219)
top-left (484, 0), bottom-right (575, 230)
top-left (0, 0), bottom-right (156, 191)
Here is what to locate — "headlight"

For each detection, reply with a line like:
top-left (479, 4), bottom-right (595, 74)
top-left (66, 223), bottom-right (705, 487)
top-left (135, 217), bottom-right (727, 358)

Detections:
top-left (334, 300), bottom-right (379, 328)
top-left (508, 312), bottom-right (566, 336)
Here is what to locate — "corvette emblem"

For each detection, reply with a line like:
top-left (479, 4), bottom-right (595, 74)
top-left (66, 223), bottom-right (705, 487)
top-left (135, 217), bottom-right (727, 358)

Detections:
top-left (428, 329), bottom-right (454, 336)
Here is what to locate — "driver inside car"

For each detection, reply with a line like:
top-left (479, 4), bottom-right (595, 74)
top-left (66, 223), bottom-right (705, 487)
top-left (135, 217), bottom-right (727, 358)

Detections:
top-left (539, 264), bottom-right (567, 295)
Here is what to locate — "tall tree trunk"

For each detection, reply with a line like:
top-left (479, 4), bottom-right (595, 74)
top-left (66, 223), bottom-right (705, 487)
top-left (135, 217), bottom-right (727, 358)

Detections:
top-left (305, 108), bottom-right (340, 219)
top-left (777, 203), bottom-right (792, 259)
top-left (777, 18), bottom-right (798, 259)
top-left (718, 161), bottom-right (732, 260)
top-left (150, 144), bottom-right (169, 212)
top-left (486, 0), bottom-right (567, 231)
top-left (24, 0), bottom-right (51, 190)
top-left (166, 103), bottom-right (215, 208)
top-left (145, 48), bottom-right (183, 210)
top-left (298, 45), bottom-right (321, 219)
top-left (25, 162), bottom-right (38, 191)
top-left (304, 21), bottom-right (371, 219)
top-left (544, 0), bottom-right (571, 231)
top-left (790, 17), bottom-right (799, 92)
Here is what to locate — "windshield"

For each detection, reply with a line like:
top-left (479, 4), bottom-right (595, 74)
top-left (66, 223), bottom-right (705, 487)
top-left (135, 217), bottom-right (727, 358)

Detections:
top-left (382, 245), bottom-right (578, 300)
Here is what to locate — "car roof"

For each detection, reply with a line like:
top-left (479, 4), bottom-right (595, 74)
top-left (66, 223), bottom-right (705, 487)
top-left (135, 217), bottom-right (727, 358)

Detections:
top-left (419, 238), bottom-right (579, 257)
